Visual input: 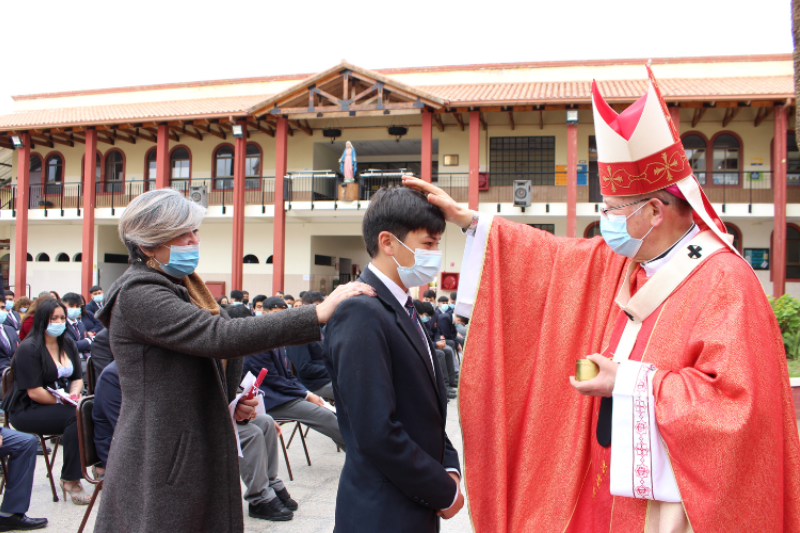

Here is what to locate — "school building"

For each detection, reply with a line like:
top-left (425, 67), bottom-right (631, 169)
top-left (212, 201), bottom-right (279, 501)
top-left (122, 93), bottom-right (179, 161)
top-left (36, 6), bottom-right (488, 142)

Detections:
top-left (0, 54), bottom-right (796, 300)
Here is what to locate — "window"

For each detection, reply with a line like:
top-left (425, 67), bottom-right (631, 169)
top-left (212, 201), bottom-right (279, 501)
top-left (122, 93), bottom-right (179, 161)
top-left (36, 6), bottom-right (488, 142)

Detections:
top-left (490, 137), bottom-right (555, 186)
top-left (711, 133), bottom-right (740, 186)
top-left (788, 225), bottom-right (800, 280)
top-left (788, 132), bottom-right (800, 186)
top-left (527, 224), bottom-right (555, 234)
top-left (56, 253), bottom-right (70, 262)
top-left (170, 147), bottom-right (191, 191)
top-left (725, 223), bottom-right (742, 253)
top-left (44, 153), bottom-right (63, 194)
top-left (36, 253), bottom-right (50, 262)
top-left (266, 255), bottom-right (273, 264)
top-left (145, 148), bottom-right (157, 191)
top-left (246, 144), bottom-right (261, 189)
top-left (584, 221), bottom-right (602, 238)
top-left (73, 253), bottom-right (82, 262)
top-left (102, 150), bottom-right (125, 193)
top-left (81, 151), bottom-right (102, 183)
top-left (213, 145), bottom-right (234, 190)
top-left (315, 254), bottom-right (334, 266)
top-left (29, 155), bottom-right (42, 197)
top-left (26, 253), bottom-right (32, 262)
top-left (243, 254), bottom-right (259, 264)
top-left (682, 133), bottom-right (707, 184)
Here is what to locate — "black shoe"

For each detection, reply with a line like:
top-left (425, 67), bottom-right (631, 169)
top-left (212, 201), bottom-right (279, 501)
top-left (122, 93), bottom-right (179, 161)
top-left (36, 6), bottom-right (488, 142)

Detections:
top-left (274, 487), bottom-right (298, 511)
top-left (0, 514), bottom-right (48, 531)
top-left (446, 388), bottom-right (457, 399)
top-left (249, 499), bottom-right (293, 521)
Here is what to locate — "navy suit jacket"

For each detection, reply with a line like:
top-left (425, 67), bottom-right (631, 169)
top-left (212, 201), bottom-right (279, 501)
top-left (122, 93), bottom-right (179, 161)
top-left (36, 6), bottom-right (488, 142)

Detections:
top-left (286, 340), bottom-right (330, 392)
top-left (242, 347), bottom-right (307, 412)
top-left (82, 309), bottom-right (104, 334)
top-left (0, 325), bottom-right (19, 371)
top-left (324, 267), bottom-right (460, 533)
top-left (90, 329), bottom-right (114, 376)
top-left (92, 361), bottom-right (120, 466)
top-left (65, 319), bottom-right (92, 355)
top-left (436, 308), bottom-right (457, 341)
top-left (86, 300), bottom-right (103, 316)
top-left (3, 311), bottom-right (21, 332)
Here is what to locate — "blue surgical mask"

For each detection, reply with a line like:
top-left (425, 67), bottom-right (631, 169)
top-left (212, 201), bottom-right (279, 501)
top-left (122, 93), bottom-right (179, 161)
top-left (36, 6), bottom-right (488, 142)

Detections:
top-left (600, 203), bottom-right (654, 259)
top-left (391, 235), bottom-right (442, 288)
top-left (93, 294), bottom-right (104, 303)
top-left (231, 302), bottom-right (242, 306)
top-left (67, 308), bottom-right (81, 320)
top-left (19, 308), bottom-right (27, 313)
top-left (255, 310), bottom-right (264, 316)
top-left (448, 303), bottom-right (455, 310)
top-left (155, 244), bottom-right (200, 278)
top-left (46, 322), bottom-right (66, 337)
top-left (420, 315), bottom-right (430, 323)
top-left (0, 311), bottom-right (8, 324)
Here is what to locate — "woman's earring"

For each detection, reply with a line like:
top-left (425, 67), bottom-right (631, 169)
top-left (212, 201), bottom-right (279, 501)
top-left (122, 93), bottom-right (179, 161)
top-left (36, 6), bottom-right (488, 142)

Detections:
top-left (146, 257), bottom-right (158, 270)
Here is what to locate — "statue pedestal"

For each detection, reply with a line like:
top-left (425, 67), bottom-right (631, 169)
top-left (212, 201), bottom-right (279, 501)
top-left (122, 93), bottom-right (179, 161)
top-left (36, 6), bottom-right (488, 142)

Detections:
top-left (339, 182), bottom-right (359, 201)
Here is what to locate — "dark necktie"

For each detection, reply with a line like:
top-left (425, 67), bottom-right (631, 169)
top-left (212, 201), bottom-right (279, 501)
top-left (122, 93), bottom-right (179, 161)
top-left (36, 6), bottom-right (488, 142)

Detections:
top-left (0, 330), bottom-right (10, 354)
top-left (7, 312), bottom-right (17, 329)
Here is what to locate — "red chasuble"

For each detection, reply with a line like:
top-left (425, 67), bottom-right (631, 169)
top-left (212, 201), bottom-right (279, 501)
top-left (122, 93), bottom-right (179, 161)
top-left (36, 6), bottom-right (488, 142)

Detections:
top-left (459, 217), bottom-right (800, 533)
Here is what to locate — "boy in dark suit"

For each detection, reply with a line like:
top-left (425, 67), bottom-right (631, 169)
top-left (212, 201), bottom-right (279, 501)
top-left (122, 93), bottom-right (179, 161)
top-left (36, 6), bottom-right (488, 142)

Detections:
top-left (0, 300), bottom-right (19, 373)
top-left (323, 187), bottom-right (463, 533)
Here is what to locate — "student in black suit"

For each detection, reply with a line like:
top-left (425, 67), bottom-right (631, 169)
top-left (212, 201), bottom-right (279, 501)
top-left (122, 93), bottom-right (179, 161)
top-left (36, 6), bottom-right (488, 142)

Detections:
top-left (81, 307), bottom-right (103, 334)
top-left (89, 329), bottom-right (113, 376)
top-left (2, 291), bottom-right (20, 333)
top-left (414, 300), bottom-right (456, 399)
top-left (323, 187), bottom-right (463, 533)
top-left (242, 297), bottom-right (345, 450)
top-left (85, 286), bottom-right (104, 316)
top-left (0, 300), bottom-right (20, 373)
top-left (285, 291), bottom-right (333, 399)
top-left (61, 293), bottom-right (93, 361)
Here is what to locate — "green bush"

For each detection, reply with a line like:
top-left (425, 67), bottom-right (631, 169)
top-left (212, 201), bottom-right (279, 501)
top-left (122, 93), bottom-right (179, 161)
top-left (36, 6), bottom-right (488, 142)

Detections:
top-left (769, 294), bottom-right (800, 360)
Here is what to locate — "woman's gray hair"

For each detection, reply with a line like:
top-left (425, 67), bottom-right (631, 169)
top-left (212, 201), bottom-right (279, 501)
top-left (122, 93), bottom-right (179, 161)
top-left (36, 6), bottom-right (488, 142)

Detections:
top-left (118, 189), bottom-right (205, 262)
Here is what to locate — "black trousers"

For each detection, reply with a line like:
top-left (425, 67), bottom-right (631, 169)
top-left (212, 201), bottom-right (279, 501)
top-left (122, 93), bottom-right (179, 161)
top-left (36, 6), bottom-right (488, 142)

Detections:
top-left (9, 403), bottom-right (81, 481)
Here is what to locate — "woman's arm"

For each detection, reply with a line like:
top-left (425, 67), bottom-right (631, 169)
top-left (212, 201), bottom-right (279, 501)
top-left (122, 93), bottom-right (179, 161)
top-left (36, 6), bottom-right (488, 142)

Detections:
top-left (26, 387), bottom-right (57, 405)
top-left (68, 379), bottom-right (83, 396)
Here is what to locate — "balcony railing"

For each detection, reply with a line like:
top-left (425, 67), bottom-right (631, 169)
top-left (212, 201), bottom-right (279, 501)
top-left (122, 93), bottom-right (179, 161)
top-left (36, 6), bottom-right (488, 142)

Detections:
top-left (0, 170), bottom-right (794, 218)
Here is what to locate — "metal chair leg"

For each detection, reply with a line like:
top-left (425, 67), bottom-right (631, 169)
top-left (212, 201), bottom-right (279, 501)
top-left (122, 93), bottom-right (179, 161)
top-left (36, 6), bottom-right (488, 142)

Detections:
top-left (278, 432), bottom-right (293, 481)
top-left (77, 480), bottom-right (102, 533)
top-left (39, 436), bottom-right (60, 502)
top-left (298, 424), bottom-right (312, 466)
top-left (286, 422), bottom-right (300, 449)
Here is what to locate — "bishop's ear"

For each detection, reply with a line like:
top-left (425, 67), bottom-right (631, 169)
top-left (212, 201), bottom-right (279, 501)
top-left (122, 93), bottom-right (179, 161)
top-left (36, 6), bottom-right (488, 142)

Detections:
top-left (648, 198), bottom-right (668, 228)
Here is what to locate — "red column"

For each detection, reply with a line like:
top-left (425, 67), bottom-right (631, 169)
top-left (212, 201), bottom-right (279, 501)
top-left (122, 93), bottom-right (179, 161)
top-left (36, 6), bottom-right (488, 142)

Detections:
top-left (421, 113), bottom-right (433, 183)
top-left (468, 111), bottom-right (480, 210)
top-left (272, 118), bottom-right (288, 295)
top-left (156, 124), bottom-right (170, 189)
top-left (81, 129), bottom-right (98, 299)
top-left (773, 105), bottom-right (788, 297)
top-left (669, 107), bottom-right (681, 135)
top-left (231, 121), bottom-right (247, 291)
top-left (566, 124), bottom-right (578, 238)
top-left (13, 133), bottom-right (30, 297)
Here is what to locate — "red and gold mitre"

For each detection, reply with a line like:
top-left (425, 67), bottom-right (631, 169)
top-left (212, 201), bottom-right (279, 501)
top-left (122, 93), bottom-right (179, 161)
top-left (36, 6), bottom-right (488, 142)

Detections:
top-left (591, 66), bottom-right (691, 197)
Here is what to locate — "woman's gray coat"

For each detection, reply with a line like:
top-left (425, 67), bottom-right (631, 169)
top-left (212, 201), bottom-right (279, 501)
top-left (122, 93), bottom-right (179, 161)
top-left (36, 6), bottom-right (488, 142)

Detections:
top-left (93, 262), bottom-right (321, 533)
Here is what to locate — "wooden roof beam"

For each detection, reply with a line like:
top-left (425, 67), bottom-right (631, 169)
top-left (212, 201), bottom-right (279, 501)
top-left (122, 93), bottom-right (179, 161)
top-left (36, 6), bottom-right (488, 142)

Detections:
top-left (29, 135), bottom-right (54, 149)
top-left (171, 125), bottom-right (201, 141)
top-left (508, 110), bottom-right (515, 131)
top-left (247, 120), bottom-right (275, 138)
top-left (480, 113), bottom-right (487, 131)
top-left (722, 107), bottom-right (741, 128)
top-left (290, 120), bottom-right (312, 136)
top-left (433, 114), bottom-right (444, 132)
top-left (539, 109), bottom-right (544, 130)
top-left (691, 107), bottom-right (707, 128)
top-left (754, 106), bottom-right (773, 127)
top-left (452, 112), bottom-right (464, 131)
top-left (96, 133), bottom-right (115, 146)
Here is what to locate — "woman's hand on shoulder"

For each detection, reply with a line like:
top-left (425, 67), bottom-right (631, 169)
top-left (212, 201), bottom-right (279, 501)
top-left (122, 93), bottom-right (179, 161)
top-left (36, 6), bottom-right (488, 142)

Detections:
top-left (314, 282), bottom-right (376, 323)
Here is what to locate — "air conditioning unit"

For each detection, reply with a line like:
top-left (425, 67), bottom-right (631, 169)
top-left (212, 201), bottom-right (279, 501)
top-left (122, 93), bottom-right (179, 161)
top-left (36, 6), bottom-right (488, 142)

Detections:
top-left (513, 180), bottom-right (531, 207)
top-left (189, 184), bottom-right (208, 208)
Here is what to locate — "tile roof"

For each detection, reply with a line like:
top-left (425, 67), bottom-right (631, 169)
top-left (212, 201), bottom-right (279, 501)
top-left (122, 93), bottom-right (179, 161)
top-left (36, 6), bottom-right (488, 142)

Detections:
top-left (0, 95), bottom-right (271, 129)
top-left (420, 76), bottom-right (794, 104)
top-left (0, 76), bottom-right (792, 130)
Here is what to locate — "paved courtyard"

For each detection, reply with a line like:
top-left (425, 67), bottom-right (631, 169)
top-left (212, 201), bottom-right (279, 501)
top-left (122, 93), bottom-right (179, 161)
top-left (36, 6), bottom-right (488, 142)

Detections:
top-left (18, 401), bottom-right (474, 533)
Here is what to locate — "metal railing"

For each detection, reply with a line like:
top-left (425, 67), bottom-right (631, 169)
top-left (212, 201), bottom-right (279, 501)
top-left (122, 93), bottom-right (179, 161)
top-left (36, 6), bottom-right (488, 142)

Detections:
top-left (285, 172), bottom-right (338, 205)
top-left (479, 172), bottom-right (590, 204)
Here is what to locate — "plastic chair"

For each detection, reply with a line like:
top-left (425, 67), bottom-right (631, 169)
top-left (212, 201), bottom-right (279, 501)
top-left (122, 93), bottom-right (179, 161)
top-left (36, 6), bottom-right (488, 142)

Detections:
top-left (75, 396), bottom-right (102, 533)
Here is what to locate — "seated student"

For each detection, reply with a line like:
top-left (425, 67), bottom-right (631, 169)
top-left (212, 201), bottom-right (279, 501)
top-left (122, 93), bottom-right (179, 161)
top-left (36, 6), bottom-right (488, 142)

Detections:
top-left (3, 292), bottom-right (20, 332)
top-left (89, 328), bottom-right (114, 376)
top-left (0, 427), bottom-right (48, 531)
top-left (448, 292), bottom-right (464, 349)
top-left (92, 361), bottom-right (120, 478)
top-left (79, 295), bottom-right (103, 334)
top-left (286, 291), bottom-right (333, 400)
top-left (251, 295), bottom-right (268, 316)
top-left (62, 293), bottom-right (94, 374)
top-left (434, 297), bottom-right (459, 386)
top-left (242, 297), bottom-right (345, 450)
top-left (323, 187), bottom-right (463, 533)
top-left (4, 299), bottom-right (91, 505)
top-left (10, 298), bottom-right (30, 333)
top-left (217, 295), bottom-right (230, 306)
top-left (224, 306), bottom-right (299, 521)
top-left (454, 315), bottom-right (468, 339)
top-left (0, 300), bottom-right (20, 373)
top-left (283, 295), bottom-right (295, 309)
top-left (3, 291), bottom-right (13, 307)
top-left (86, 286), bottom-right (104, 316)
top-left (230, 290), bottom-right (246, 307)
top-left (422, 289), bottom-right (437, 305)
top-left (414, 300), bottom-right (456, 400)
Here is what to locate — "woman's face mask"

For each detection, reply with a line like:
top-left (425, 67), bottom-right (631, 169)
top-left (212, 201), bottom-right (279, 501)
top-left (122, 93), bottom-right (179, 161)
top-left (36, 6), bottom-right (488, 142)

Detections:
top-left (154, 244), bottom-right (200, 278)
top-left (46, 321), bottom-right (66, 338)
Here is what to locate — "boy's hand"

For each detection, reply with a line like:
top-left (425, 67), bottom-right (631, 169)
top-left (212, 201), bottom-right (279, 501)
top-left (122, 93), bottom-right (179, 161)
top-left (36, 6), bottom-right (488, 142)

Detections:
top-left (401, 177), bottom-right (473, 229)
top-left (438, 472), bottom-right (464, 519)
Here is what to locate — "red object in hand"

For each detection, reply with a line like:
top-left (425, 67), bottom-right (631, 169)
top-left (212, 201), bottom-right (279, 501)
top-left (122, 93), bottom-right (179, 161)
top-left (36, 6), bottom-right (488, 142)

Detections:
top-left (245, 368), bottom-right (268, 400)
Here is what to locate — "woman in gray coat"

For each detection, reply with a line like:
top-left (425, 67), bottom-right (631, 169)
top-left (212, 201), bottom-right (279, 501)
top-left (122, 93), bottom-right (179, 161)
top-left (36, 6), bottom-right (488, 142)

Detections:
top-left (92, 189), bottom-right (373, 533)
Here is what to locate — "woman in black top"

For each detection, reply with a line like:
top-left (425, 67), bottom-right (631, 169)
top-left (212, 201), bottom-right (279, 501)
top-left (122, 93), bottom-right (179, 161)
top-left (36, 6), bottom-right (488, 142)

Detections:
top-left (5, 299), bottom-right (90, 505)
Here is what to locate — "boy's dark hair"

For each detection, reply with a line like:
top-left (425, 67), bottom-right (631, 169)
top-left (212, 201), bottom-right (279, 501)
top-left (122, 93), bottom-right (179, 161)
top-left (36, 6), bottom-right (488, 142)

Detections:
top-left (230, 290), bottom-right (244, 302)
top-left (438, 296), bottom-right (450, 304)
top-left (423, 289), bottom-right (436, 299)
top-left (412, 299), bottom-right (427, 316)
top-left (225, 304), bottom-right (253, 319)
top-left (284, 295), bottom-right (294, 301)
top-left (457, 315), bottom-right (469, 326)
top-left (416, 300), bottom-right (435, 317)
top-left (362, 187), bottom-right (446, 258)
top-left (89, 285), bottom-right (103, 293)
top-left (298, 291), bottom-right (307, 299)
top-left (450, 292), bottom-right (458, 302)
top-left (252, 294), bottom-right (268, 306)
top-left (5, 290), bottom-right (13, 297)
top-left (61, 292), bottom-right (84, 307)
top-left (301, 291), bottom-right (325, 305)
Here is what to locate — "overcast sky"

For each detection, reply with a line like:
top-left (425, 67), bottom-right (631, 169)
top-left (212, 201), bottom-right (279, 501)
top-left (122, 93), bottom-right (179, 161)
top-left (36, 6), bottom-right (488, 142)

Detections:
top-left (0, 0), bottom-right (793, 116)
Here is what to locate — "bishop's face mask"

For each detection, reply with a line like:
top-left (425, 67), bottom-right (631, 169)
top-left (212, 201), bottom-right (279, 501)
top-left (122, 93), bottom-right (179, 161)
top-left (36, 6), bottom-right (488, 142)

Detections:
top-left (600, 202), bottom-right (654, 259)
top-left (390, 235), bottom-right (442, 288)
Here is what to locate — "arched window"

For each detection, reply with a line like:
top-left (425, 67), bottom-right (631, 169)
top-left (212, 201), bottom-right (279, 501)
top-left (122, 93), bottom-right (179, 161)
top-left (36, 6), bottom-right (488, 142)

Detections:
top-left (788, 132), bottom-right (800, 186)
top-left (711, 133), bottom-right (741, 186)
top-left (145, 148), bottom-right (157, 192)
top-left (44, 153), bottom-right (64, 194)
top-left (56, 253), bottom-right (70, 262)
top-left (102, 149), bottom-right (125, 193)
top-left (246, 143), bottom-right (262, 190)
top-left (26, 253), bottom-right (32, 262)
top-left (213, 144), bottom-right (234, 190)
top-left (725, 223), bottom-right (742, 253)
top-left (73, 253), bottom-right (82, 262)
top-left (681, 133), bottom-right (707, 184)
top-left (170, 147), bottom-right (191, 191)
top-left (584, 221), bottom-right (602, 239)
top-left (36, 253), bottom-right (50, 262)
top-left (29, 154), bottom-right (43, 201)
top-left (243, 254), bottom-right (259, 264)
top-left (266, 255), bottom-right (273, 264)
top-left (81, 151), bottom-right (102, 184)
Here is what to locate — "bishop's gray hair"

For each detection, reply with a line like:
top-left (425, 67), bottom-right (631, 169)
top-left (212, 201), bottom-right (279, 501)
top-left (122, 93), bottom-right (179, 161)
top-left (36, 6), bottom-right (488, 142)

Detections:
top-left (118, 188), bottom-right (205, 262)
